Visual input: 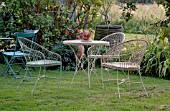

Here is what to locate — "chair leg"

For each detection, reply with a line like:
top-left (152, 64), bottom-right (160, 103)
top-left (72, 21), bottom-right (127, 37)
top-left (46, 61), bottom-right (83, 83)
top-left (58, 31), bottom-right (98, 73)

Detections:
top-left (139, 70), bottom-right (148, 97)
top-left (58, 64), bottom-right (62, 92)
top-left (88, 57), bottom-right (91, 88)
top-left (32, 67), bottom-right (42, 94)
top-left (88, 58), bottom-right (99, 88)
top-left (17, 67), bottom-right (29, 90)
top-left (117, 69), bottom-right (120, 98)
top-left (41, 67), bottom-right (46, 87)
top-left (127, 71), bottom-right (131, 92)
top-left (101, 65), bottom-right (105, 90)
top-left (70, 65), bottom-right (78, 87)
top-left (2, 56), bottom-right (17, 78)
top-left (2, 56), bottom-right (29, 78)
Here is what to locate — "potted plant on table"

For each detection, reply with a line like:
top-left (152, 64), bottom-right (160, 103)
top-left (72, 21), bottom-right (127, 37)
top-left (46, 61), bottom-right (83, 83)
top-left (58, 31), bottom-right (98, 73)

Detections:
top-left (65, 28), bottom-right (95, 59)
top-left (75, 28), bottom-right (95, 59)
top-left (78, 28), bottom-right (95, 41)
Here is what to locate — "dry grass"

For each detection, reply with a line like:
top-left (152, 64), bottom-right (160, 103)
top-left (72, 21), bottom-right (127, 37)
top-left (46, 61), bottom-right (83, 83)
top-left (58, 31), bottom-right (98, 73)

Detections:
top-left (110, 2), bottom-right (166, 22)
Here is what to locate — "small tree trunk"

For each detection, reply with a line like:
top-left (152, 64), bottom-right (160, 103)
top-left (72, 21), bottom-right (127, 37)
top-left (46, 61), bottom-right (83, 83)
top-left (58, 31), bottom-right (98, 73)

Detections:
top-left (83, 15), bottom-right (89, 30)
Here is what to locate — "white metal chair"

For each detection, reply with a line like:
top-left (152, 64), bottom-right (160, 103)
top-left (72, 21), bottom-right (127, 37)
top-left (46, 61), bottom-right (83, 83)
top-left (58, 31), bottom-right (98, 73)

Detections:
top-left (101, 39), bottom-right (148, 98)
top-left (17, 37), bottom-right (62, 93)
top-left (87, 32), bottom-right (125, 87)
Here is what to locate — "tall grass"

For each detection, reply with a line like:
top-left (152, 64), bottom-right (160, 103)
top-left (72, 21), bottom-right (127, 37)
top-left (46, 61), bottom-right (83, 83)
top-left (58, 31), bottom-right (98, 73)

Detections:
top-left (91, 3), bottom-right (166, 34)
top-left (109, 3), bottom-right (165, 22)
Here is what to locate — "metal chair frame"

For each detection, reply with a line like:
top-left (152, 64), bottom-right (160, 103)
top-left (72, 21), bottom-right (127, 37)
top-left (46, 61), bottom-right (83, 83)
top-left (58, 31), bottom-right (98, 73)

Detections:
top-left (17, 37), bottom-right (62, 93)
top-left (101, 39), bottom-right (149, 98)
top-left (87, 32), bottom-right (125, 87)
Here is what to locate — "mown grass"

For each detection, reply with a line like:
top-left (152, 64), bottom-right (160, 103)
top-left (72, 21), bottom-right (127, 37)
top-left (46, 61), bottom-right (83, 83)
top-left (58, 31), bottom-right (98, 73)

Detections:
top-left (0, 64), bottom-right (170, 111)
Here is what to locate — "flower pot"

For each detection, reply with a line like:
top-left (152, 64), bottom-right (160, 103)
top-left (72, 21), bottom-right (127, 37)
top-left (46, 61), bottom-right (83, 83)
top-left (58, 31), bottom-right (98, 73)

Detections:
top-left (76, 45), bottom-right (84, 59)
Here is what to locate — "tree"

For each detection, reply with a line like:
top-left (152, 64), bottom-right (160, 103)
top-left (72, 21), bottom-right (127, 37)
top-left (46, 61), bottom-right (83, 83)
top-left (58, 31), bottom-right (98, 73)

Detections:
top-left (63, 0), bottom-right (102, 35)
top-left (99, 0), bottom-right (115, 25)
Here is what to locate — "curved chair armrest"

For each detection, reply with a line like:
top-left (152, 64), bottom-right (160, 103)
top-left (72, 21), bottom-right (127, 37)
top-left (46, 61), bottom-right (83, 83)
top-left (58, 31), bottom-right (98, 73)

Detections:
top-left (22, 49), bottom-right (46, 61)
top-left (45, 50), bottom-right (62, 61)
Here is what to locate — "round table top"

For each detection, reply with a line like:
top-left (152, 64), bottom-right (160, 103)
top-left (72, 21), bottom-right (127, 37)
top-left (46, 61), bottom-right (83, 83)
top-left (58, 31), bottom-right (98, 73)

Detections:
top-left (63, 39), bottom-right (110, 46)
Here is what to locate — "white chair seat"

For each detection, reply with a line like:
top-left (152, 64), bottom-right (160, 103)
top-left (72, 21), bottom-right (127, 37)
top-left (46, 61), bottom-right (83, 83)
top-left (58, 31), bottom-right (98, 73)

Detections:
top-left (88, 55), bottom-right (102, 58)
top-left (88, 55), bottom-right (120, 58)
top-left (102, 62), bottom-right (140, 70)
top-left (27, 60), bottom-right (61, 66)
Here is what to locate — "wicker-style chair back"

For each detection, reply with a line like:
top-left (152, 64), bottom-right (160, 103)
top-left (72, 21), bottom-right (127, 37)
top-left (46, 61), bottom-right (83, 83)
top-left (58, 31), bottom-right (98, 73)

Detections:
top-left (18, 37), bottom-right (61, 66)
top-left (87, 32), bottom-right (125, 88)
top-left (103, 39), bottom-right (147, 67)
top-left (17, 37), bottom-right (62, 93)
top-left (87, 32), bottom-right (125, 56)
top-left (101, 39), bottom-right (148, 98)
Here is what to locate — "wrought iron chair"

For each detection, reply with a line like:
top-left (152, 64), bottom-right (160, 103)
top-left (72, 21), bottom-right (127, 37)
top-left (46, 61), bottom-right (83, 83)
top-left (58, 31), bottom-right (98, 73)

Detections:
top-left (23, 29), bottom-right (39, 71)
top-left (17, 37), bottom-right (62, 93)
top-left (2, 32), bottom-right (35, 78)
top-left (87, 32), bottom-right (125, 87)
top-left (101, 39), bottom-right (148, 98)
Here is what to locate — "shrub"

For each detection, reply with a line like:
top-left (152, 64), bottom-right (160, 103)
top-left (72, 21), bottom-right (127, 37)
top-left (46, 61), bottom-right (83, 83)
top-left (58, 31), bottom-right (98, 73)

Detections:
top-left (0, 0), bottom-right (102, 70)
top-left (141, 27), bottom-right (170, 79)
top-left (0, 0), bottom-right (77, 70)
top-left (141, 0), bottom-right (170, 79)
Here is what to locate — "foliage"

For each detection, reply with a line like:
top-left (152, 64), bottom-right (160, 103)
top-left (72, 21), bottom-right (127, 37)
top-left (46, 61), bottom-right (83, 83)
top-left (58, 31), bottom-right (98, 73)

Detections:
top-left (120, 1), bottom-right (137, 22)
top-left (141, 0), bottom-right (170, 79)
top-left (156, 0), bottom-right (170, 27)
top-left (90, 3), bottom-right (165, 34)
top-left (99, 0), bottom-right (115, 24)
top-left (141, 29), bottom-right (170, 78)
top-left (66, 0), bottom-right (102, 30)
top-left (0, 0), bottom-right (102, 70)
top-left (0, 0), bottom-right (76, 44)
top-left (51, 42), bottom-right (76, 71)
top-left (0, 0), bottom-right (76, 70)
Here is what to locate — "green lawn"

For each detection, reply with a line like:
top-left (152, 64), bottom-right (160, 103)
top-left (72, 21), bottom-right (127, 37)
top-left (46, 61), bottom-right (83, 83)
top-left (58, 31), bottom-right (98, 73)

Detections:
top-left (0, 64), bottom-right (170, 111)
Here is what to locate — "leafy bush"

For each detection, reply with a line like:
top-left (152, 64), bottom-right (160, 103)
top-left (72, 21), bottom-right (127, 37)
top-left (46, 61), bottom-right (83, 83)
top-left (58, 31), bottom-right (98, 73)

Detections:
top-left (141, 27), bottom-right (170, 79)
top-left (140, 0), bottom-right (170, 79)
top-left (0, 0), bottom-right (102, 70)
top-left (0, 0), bottom-right (77, 70)
top-left (51, 42), bottom-right (76, 71)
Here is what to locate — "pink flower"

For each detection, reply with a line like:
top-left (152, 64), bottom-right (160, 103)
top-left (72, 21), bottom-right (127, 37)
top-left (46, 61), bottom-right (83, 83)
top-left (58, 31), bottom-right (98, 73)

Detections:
top-left (77, 29), bottom-right (81, 33)
top-left (76, 28), bottom-right (95, 40)
top-left (65, 30), bottom-right (69, 35)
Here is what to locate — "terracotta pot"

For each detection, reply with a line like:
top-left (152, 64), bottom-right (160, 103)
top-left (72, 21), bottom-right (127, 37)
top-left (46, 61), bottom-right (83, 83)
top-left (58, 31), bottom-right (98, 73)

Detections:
top-left (76, 45), bottom-right (84, 59)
